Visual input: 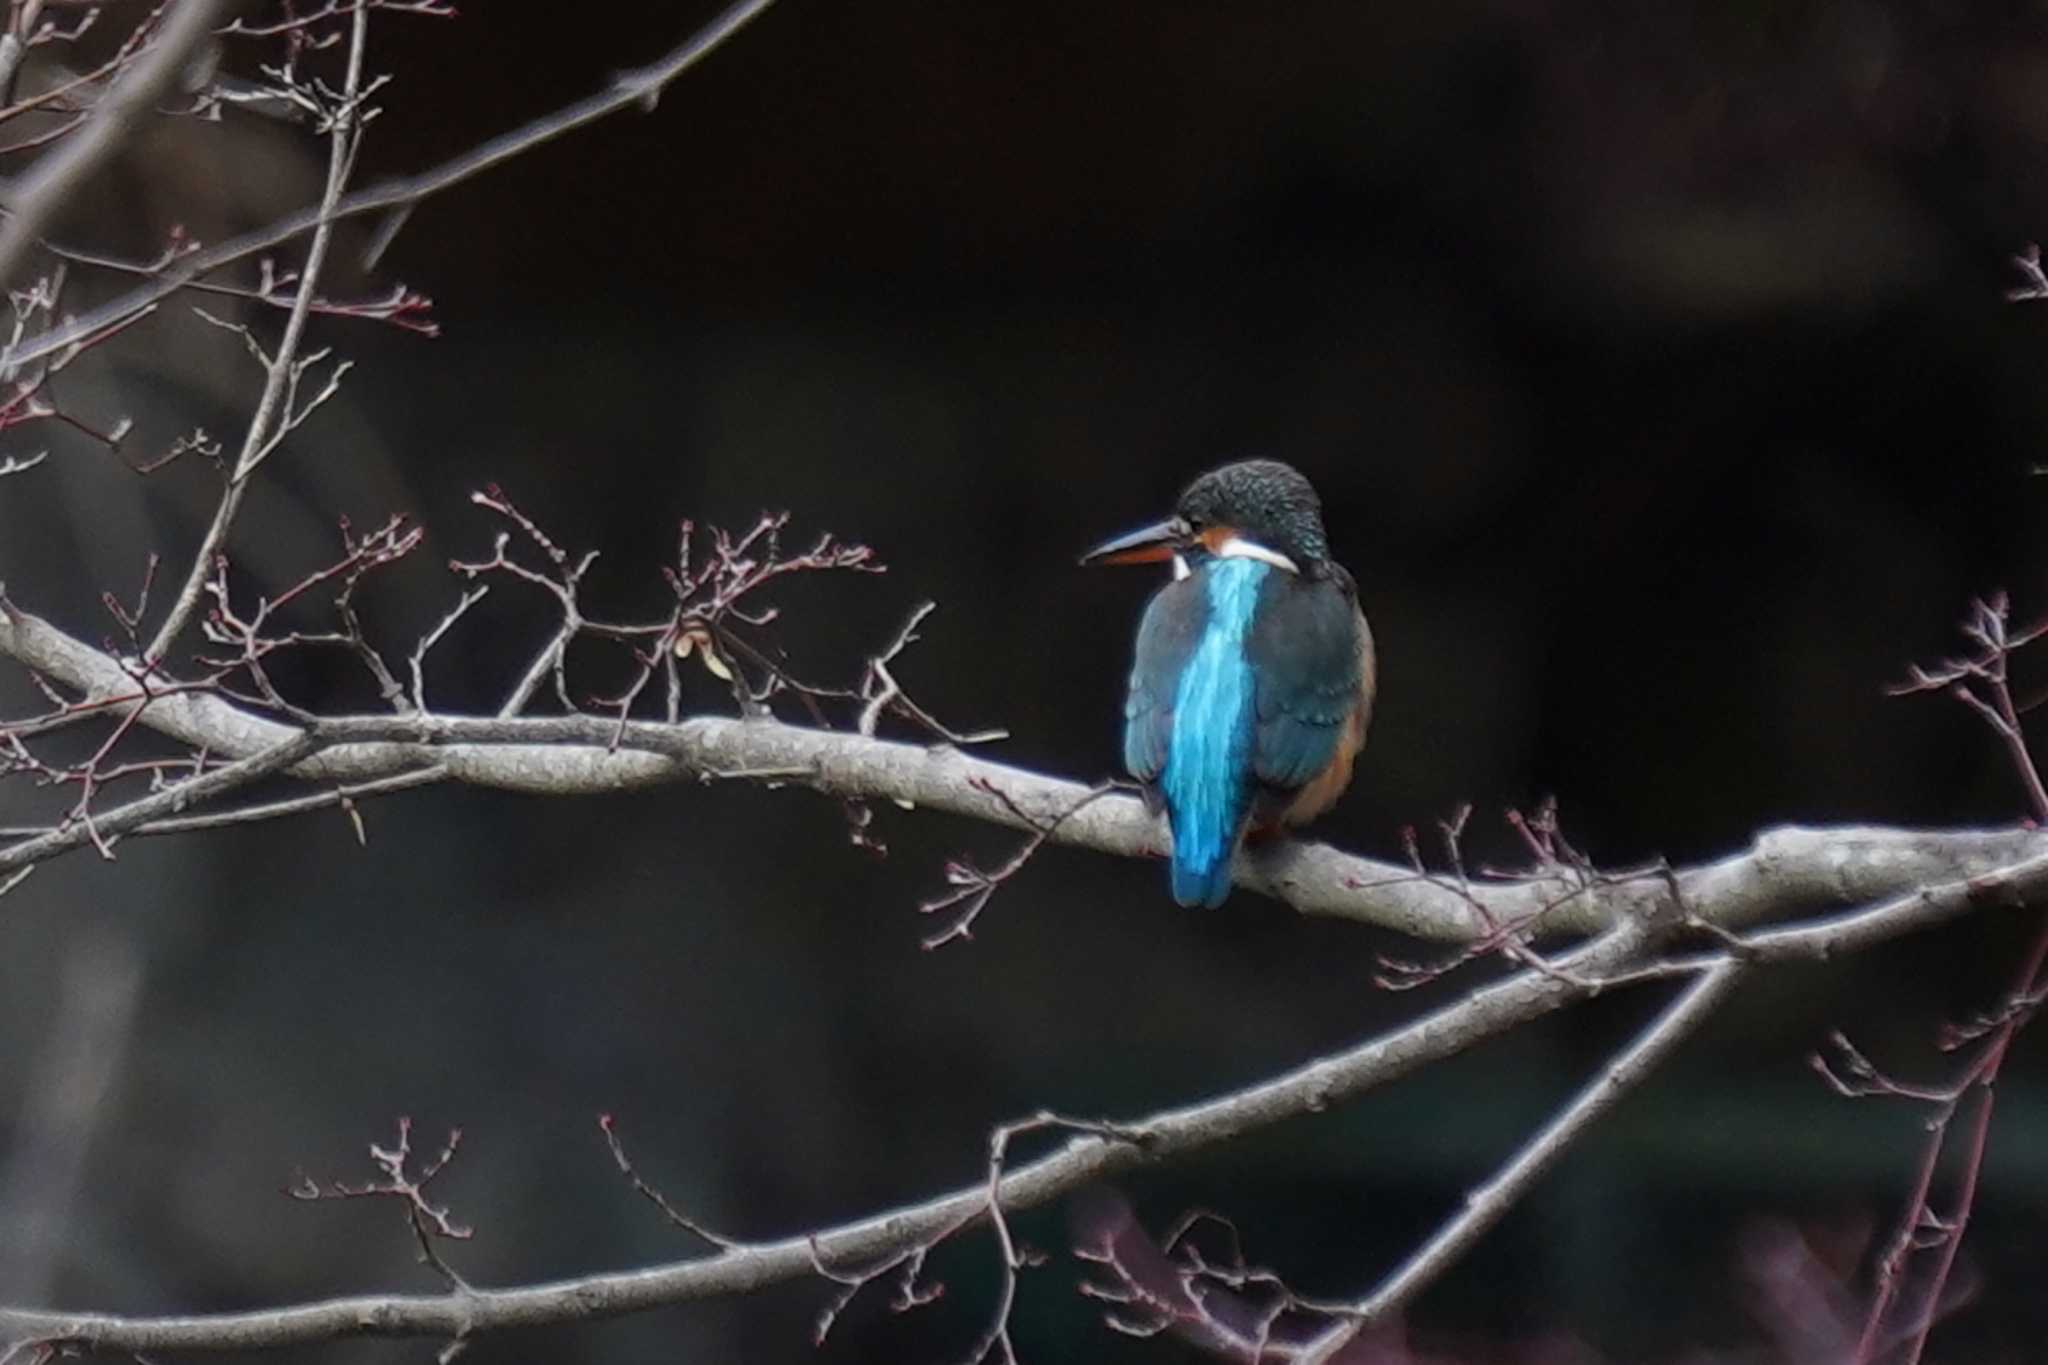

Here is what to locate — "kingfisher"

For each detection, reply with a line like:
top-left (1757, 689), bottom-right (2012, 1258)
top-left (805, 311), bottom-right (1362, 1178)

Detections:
top-left (1081, 460), bottom-right (1375, 907)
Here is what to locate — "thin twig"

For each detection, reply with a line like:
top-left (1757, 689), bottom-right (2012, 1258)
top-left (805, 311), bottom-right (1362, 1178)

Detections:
top-left (288, 1118), bottom-right (472, 1291)
top-left (147, 0), bottom-right (372, 659)
top-left (113, 765), bottom-right (443, 839)
top-left (596, 1115), bottom-right (739, 1252)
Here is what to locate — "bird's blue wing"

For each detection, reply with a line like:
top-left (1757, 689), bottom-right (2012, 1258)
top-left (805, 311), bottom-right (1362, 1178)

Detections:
top-left (1246, 573), bottom-right (1366, 791)
top-left (1122, 575), bottom-right (1206, 785)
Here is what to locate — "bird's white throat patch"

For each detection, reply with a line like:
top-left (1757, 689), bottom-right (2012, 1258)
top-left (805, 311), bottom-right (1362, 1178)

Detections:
top-left (1212, 535), bottom-right (1299, 574)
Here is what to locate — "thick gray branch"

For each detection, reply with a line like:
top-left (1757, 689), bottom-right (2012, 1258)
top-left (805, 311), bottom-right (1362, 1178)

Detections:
top-left (3, 600), bottom-right (2042, 939)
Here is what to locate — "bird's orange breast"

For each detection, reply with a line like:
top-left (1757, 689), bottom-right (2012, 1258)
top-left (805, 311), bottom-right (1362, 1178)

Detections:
top-left (1258, 608), bottom-right (1375, 831)
top-left (1274, 701), bottom-right (1367, 827)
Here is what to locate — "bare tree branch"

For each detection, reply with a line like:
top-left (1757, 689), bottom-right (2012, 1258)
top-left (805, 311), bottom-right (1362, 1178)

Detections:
top-left (0, 728), bottom-right (324, 873)
top-left (1, 0), bottom-right (781, 370)
top-left (1296, 958), bottom-right (1747, 1362)
top-left (147, 0), bottom-right (371, 657)
top-left (3, 546), bottom-right (2043, 1360)
top-left (0, 5), bottom-right (2016, 1361)
top-left (111, 765), bottom-right (444, 837)
top-left (0, 909), bottom-right (1682, 1355)
top-left (0, 0), bottom-right (230, 290)
top-left (2, 598), bottom-right (2044, 936)
top-left (5, 562), bottom-right (2043, 1354)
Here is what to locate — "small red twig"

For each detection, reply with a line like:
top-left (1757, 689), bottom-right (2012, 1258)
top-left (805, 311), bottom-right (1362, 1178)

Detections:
top-left (803, 1111), bottom-right (1149, 1358)
top-left (1835, 596), bottom-right (2048, 1364)
top-left (1372, 799), bottom-right (1632, 992)
top-left (288, 1117), bottom-right (472, 1289)
top-left (0, 1), bottom-right (157, 128)
top-left (453, 488), bottom-right (944, 739)
top-left (0, 515), bottom-right (428, 860)
top-left (595, 1114), bottom-right (737, 1251)
top-left (0, 265), bottom-right (149, 464)
top-left (918, 778), bottom-right (1117, 948)
top-left (198, 513), bottom-right (422, 714)
top-left (40, 231), bottom-right (440, 336)
top-left (218, 0), bottom-right (456, 41)
top-left (1887, 593), bottom-right (2048, 825)
top-left (1075, 1195), bottom-right (1370, 1362)
top-left (450, 490), bottom-right (1001, 858)
top-left (806, 1214), bottom-right (965, 1347)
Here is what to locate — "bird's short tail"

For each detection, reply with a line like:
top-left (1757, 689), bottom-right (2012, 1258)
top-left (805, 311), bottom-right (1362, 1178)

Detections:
top-left (1168, 834), bottom-right (1238, 908)
top-left (1161, 746), bottom-right (1252, 908)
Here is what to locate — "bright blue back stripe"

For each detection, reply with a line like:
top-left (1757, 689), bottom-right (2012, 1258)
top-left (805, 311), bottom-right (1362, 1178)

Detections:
top-left (1162, 557), bottom-right (1268, 906)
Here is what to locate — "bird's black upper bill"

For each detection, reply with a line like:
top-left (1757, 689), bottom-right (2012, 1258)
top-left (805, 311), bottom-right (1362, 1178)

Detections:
top-left (1079, 517), bottom-right (1188, 567)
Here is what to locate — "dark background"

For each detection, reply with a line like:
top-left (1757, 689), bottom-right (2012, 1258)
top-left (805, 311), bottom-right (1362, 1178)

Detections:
top-left (4, 0), bottom-right (2048, 1359)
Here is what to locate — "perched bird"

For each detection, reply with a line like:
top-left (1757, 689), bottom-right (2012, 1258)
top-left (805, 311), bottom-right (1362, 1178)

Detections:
top-left (1081, 460), bottom-right (1374, 907)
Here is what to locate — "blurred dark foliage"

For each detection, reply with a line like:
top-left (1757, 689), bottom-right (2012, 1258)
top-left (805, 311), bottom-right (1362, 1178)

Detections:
top-left (4, 0), bottom-right (2048, 1360)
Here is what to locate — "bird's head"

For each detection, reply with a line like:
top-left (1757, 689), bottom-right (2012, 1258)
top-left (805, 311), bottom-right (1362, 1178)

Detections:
top-left (1079, 459), bottom-right (1330, 578)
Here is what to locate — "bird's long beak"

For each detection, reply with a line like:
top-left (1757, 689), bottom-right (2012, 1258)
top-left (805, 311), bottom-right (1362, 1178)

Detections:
top-left (1079, 517), bottom-right (1188, 567)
